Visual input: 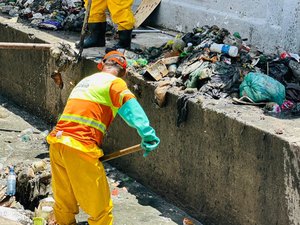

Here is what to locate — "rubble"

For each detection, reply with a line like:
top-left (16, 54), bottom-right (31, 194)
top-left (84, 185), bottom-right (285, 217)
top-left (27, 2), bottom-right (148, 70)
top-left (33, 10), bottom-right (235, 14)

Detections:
top-left (0, 0), bottom-right (84, 31)
top-left (0, 160), bottom-right (51, 222)
top-left (124, 25), bottom-right (300, 119)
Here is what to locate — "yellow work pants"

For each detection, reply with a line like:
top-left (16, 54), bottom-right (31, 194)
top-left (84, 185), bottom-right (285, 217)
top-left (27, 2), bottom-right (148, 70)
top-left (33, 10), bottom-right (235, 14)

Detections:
top-left (49, 143), bottom-right (113, 225)
top-left (84, 0), bottom-right (135, 30)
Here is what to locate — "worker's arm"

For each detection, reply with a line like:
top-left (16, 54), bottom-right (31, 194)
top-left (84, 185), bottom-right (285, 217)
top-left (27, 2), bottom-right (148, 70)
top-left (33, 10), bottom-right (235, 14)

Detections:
top-left (118, 98), bottom-right (160, 157)
top-left (110, 78), bottom-right (135, 107)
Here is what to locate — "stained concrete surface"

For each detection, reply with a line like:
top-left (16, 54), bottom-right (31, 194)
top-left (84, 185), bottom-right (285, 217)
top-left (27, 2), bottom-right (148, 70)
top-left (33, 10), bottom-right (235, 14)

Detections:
top-left (0, 95), bottom-right (203, 225)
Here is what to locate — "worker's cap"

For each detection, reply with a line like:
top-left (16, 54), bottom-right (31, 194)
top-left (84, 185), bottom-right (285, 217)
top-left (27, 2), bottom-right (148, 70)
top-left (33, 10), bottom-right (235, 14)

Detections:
top-left (97, 50), bottom-right (127, 71)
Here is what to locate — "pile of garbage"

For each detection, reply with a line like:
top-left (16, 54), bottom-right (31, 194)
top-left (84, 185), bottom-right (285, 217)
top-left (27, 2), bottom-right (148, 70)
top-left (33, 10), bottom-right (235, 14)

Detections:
top-left (0, 0), bottom-right (84, 31)
top-left (126, 25), bottom-right (300, 119)
top-left (1, 0), bottom-right (299, 118)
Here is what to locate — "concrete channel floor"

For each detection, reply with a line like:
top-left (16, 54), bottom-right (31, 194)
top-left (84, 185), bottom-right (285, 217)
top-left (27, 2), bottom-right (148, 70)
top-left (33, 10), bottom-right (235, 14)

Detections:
top-left (0, 95), bottom-right (203, 224)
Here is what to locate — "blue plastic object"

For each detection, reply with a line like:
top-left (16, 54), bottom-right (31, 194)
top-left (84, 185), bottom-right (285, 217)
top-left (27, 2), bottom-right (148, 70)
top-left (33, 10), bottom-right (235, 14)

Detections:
top-left (118, 99), bottom-right (160, 157)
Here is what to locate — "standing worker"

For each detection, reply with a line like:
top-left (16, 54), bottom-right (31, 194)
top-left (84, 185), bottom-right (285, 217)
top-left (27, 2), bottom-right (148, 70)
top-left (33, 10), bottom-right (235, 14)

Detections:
top-left (47, 51), bottom-right (160, 225)
top-left (78, 0), bottom-right (135, 49)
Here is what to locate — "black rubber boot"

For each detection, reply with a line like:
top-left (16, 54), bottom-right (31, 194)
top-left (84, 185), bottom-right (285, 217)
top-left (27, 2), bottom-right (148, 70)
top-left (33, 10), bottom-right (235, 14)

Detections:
top-left (76, 22), bottom-right (106, 49)
top-left (111, 30), bottom-right (132, 50)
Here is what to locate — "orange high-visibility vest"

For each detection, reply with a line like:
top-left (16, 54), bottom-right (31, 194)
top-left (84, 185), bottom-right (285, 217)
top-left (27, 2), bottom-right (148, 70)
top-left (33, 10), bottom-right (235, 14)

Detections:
top-left (47, 72), bottom-right (135, 156)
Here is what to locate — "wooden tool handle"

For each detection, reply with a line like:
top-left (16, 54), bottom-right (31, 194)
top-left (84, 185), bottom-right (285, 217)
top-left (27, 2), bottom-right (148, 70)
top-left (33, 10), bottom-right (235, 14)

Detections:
top-left (77, 0), bottom-right (92, 60)
top-left (100, 144), bottom-right (142, 162)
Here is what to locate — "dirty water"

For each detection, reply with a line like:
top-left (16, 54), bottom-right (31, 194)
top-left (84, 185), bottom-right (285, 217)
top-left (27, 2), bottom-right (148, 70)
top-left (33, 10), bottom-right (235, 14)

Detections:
top-left (0, 95), bottom-right (203, 225)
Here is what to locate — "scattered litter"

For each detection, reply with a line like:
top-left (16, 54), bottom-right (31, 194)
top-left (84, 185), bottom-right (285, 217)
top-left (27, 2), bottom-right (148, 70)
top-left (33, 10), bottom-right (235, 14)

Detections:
top-left (49, 42), bottom-right (77, 72)
top-left (31, 161), bottom-right (47, 173)
top-left (34, 196), bottom-right (55, 223)
top-left (123, 24), bottom-right (299, 120)
top-left (111, 188), bottom-right (119, 196)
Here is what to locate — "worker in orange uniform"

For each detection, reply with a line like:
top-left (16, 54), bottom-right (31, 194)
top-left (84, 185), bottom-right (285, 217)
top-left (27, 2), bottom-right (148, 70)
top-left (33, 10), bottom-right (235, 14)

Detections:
top-left (47, 51), bottom-right (160, 225)
top-left (78, 0), bottom-right (135, 49)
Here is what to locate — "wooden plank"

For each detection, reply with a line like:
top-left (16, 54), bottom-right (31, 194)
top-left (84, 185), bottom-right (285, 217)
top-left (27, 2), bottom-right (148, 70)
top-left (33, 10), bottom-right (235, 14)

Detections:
top-left (134, 0), bottom-right (161, 28)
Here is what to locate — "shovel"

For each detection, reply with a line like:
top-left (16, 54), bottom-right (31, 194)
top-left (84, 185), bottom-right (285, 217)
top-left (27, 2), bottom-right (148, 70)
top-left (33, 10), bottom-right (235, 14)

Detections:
top-left (76, 0), bottom-right (92, 60)
top-left (100, 144), bottom-right (142, 162)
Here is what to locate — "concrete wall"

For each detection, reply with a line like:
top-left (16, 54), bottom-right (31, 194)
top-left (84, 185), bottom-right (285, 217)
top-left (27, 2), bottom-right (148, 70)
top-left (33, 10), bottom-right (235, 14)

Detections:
top-left (1, 19), bottom-right (300, 225)
top-left (104, 76), bottom-right (300, 225)
top-left (142, 0), bottom-right (300, 54)
top-left (0, 19), bottom-right (98, 122)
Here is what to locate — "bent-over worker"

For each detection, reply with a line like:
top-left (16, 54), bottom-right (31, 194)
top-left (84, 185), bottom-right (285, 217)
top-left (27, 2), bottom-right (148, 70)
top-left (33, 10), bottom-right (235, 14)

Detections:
top-left (47, 51), bottom-right (160, 225)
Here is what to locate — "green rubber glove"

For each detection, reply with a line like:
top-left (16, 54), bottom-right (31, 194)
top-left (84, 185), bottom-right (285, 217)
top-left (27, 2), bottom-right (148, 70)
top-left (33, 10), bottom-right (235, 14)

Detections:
top-left (118, 99), bottom-right (160, 157)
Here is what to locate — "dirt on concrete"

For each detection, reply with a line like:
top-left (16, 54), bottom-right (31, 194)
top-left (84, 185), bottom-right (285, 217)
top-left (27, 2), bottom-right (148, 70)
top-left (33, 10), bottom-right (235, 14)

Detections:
top-left (0, 95), bottom-right (203, 225)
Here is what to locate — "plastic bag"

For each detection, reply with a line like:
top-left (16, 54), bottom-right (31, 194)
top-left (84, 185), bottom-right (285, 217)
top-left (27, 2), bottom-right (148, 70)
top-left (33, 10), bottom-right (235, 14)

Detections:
top-left (239, 72), bottom-right (286, 105)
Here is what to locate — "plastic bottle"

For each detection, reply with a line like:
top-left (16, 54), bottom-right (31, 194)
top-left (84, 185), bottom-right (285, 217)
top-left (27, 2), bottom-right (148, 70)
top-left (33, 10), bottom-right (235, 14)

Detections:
top-left (184, 42), bottom-right (193, 53)
top-left (210, 43), bottom-right (239, 57)
top-left (6, 166), bottom-right (16, 196)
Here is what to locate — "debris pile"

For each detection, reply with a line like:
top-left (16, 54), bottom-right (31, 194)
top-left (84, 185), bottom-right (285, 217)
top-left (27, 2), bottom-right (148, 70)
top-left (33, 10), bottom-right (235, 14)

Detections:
top-left (126, 25), bottom-right (300, 119)
top-left (50, 42), bottom-right (78, 89)
top-left (0, 160), bottom-right (53, 224)
top-left (0, 0), bottom-right (118, 34)
top-left (0, 0), bottom-right (84, 31)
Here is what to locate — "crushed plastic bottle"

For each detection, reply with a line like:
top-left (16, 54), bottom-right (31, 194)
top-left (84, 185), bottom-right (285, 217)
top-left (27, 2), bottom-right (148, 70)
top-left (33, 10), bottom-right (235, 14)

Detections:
top-left (6, 166), bottom-right (16, 196)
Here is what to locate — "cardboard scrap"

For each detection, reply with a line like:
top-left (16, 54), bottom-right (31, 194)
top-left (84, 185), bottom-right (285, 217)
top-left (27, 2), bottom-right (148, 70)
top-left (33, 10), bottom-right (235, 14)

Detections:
top-left (161, 56), bottom-right (179, 65)
top-left (134, 0), bottom-right (161, 28)
top-left (146, 59), bottom-right (169, 81)
top-left (154, 80), bottom-right (172, 107)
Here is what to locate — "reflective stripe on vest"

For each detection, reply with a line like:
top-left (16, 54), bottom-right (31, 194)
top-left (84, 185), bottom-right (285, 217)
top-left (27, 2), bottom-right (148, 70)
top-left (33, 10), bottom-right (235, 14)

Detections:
top-left (119, 89), bottom-right (133, 105)
top-left (69, 72), bottom-right (119, 116)
top-left (60, 114), bottom-right (107, 133)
